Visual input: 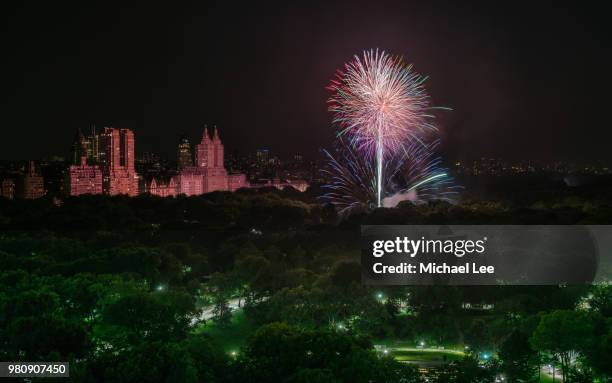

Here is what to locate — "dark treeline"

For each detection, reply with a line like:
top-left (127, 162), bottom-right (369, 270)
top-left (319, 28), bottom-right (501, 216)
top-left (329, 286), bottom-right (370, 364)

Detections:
top-left (0, 187), bottom-right (611, 382)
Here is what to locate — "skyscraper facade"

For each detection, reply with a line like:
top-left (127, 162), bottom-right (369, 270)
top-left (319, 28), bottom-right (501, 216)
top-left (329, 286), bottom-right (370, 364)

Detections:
top-left (177, 136), bottom-right (193, 170)
top-left (67, 155), bottom-right (103, 196)
top-left (71, 129), bottom-right (87, 165)
top-left (177, 127), bottom-right (229, 195)
top-left (17, 161), bottom-right (45, 199)
top-left (86, 126), bottom-right (101, 163)
top-left (100, 128), bottom-right (139, 196)
top-left (256, 148), bottom-right (270, 164)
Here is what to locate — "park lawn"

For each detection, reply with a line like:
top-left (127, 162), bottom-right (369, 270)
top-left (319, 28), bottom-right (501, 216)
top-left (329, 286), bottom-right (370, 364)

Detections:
top-left (195, 310), bottom-right (257, 353)
top-left (391, 349), bottom-right (464, 362)
top-left (374, 340), bottom-right (466, 363)
top-left (375, 339), bottom-right (465, 352)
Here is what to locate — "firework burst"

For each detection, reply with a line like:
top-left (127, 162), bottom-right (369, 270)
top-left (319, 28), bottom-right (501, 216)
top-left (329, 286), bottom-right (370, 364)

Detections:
top-left (321, 138), bottom-right (461, 215)
top-left (328, 49), bottom-right (435, 155)
top-left (327, 49), bottom-right (440, 206)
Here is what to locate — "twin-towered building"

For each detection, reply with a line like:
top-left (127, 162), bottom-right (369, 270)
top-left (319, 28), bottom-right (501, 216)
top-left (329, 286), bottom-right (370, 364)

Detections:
top-left (145, 127), bottom-right (248, 197)
top-left (67, 126), bottom-right (306, 197)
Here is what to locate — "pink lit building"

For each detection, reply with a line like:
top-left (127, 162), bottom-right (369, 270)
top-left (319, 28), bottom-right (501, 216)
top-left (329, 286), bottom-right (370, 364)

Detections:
top-left (180, 127), bottom-right (250, 194)
top-left (147, 127), bottom-right (253, 197)
top-left (67, 156), bottom-right (103, 196)
top-left (144, 176), bottom-right (178, 197)
top-left (100, 128), bottom-right (139, 196)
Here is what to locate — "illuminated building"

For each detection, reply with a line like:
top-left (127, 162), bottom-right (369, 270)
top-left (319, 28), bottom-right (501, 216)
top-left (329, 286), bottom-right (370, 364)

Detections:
top-left (67, 156), bottom-right (103, 196)
top-left (177, 136), bottom-right (193, 170)
top-left (86, 126), bottom-right (101, 163)
top-left (148, 127), bottom-right (253, 196)
top-left (71, 129), bottom-right (87, 165)
top-left (71, 126), bottom-right (102, 164)
top-left (17, 161), bottom-right (45, 199)
top-left (100, 128), bottom-right (139, 196)
top-left (256, 148), bottom-right (270, 164)
top-left (145, 176), bottom-right (178, 197)
top-left (177, 127), bottom-right (241, 195)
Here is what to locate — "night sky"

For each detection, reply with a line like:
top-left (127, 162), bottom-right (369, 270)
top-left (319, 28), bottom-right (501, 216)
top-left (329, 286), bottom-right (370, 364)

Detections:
top-left (2, 1), bottom-right (610, 164)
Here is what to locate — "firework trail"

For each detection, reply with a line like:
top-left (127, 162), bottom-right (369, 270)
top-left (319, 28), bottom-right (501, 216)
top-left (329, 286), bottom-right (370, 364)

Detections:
top-left (327, 49), bottom-right (439, 206)
top-left (321, 138), bottom-right (461, 215)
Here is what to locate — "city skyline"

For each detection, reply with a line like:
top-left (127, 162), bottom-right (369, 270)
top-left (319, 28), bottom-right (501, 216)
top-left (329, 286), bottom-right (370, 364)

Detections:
top-left (2, 122), bottom-right (612, 168)
top-left (0, 125), bottom-right (311, 200)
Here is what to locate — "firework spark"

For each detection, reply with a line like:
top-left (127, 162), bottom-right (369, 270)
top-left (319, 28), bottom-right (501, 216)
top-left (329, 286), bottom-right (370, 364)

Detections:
top-left (321, 138), bottom-right (461, 215)
top-left (327, 49), bottom-right (439, 206)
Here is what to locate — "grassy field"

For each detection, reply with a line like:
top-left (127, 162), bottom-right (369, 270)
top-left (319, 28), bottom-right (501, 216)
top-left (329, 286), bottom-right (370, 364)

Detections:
top-left (195, 310), bottom-right (256, 352)
top-left (374, 340), bottom-right (466, 363)
top-left (391, 348), bottom-right (465, 363)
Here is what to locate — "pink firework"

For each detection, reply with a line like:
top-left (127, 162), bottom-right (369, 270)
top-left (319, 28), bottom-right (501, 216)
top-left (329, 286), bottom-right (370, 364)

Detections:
top-left (327, 49), bottom-right (437, 207)
top-left (327, 49), bottom-right (435, 157)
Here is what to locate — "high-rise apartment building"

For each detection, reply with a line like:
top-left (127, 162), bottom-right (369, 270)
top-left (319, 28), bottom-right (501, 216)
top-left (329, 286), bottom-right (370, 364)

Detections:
top-left (256, 148), bottom-right (270, 164)
top-left (67, 156), bottom-right (103, 196)
top-left (71, 129), bottom-right (87, 165)
top-left (100, 128), bottom-right (139, 196)
top-left (17, 161), bottom-right (45, 199)
top-left (177, 136), bottom-right (193, 170)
